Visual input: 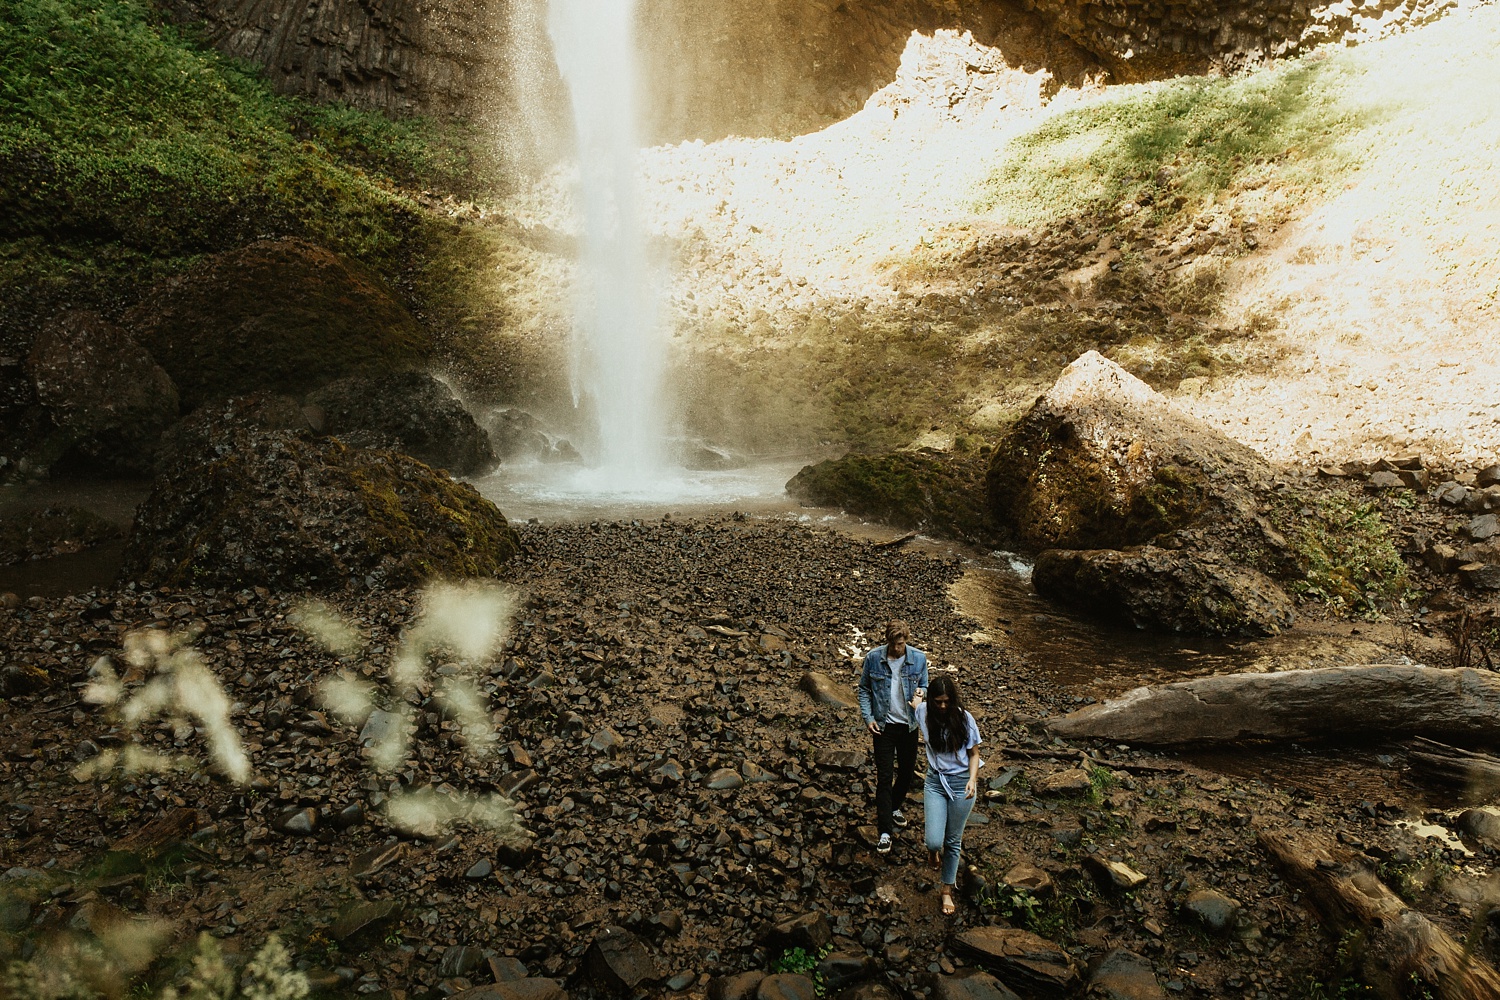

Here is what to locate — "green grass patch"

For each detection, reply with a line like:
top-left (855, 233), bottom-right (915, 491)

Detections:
top-left (0, 0), bottom-right (484, 344)
top-left (1288, 491), bottom-right (1409, 614)
top-left (975, 55), bottom-right (1371, 228)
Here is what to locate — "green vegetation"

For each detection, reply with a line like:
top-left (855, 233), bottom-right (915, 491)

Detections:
top-left (1288, 491), bottom-right (1409, 613)
top-left (0, 0), bottom-right (480, 343)
top-left (975, 56), bottom-right (1369, 228)
top-left (770, 944), bottom-right (832, 994)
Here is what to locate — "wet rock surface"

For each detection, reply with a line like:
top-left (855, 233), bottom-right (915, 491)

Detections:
top-left (1032, 545), bottom-right (1296, 637)
top-left (0, 514), bottom-right (1496, 1000)
top-left (121, 431), bottom-right (518, 590)
top-left (307, 371), bottom-right (497, 477)
top-left (0, 506), bottom-right (121, 566)
top-left (24, 309), bottom-right (179, 475)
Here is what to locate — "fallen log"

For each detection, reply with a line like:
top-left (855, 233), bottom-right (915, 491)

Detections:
top-left (1258, 827), bottom-right (1500, 1000)
top-left (1407, 737), bottom-right (1500, 800)
top-left (1047, 665), bottom-right (1500, 745)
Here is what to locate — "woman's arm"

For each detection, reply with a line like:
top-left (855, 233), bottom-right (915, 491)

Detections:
top-left (965, 746), bottom-right (981, 799)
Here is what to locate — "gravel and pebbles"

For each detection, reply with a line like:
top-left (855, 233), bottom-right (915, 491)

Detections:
top-left (1, 516), bottom-right (1497, 999)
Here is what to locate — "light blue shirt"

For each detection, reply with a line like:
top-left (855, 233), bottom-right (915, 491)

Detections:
top-left (915, 702), bottom-right (983, 776)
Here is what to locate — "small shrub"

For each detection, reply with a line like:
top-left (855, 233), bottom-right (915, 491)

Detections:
top-left (1289, 492), bottom-right (1409, 613)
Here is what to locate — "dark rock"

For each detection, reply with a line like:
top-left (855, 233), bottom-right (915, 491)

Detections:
top-left (1051, 826), bottom-right (1084, 849)
top-left (799, 671), bottom-right (857, 709)
top-left (464, 859), bottom-right (493, 879)
top-left (1478, 464), bottom-right (1500, 488)
top-left (450, 980), bottom-right (568, 1000)
top-left (277, 807), bottom-right (318, 835)
top-left (741, 761), bottom-right (777, 782)
top-left (1088, 949), bottom-right (1165, 1000)
top-left (1461, 563), bottom-right (1500, 590)
top-left (987, 352), bottom-right (1274, 554)
top-left (330, 899), bottom-right (403, 948)
top-left (952, 926), bottom-right (1081, 997)
top-left (335, 803), bottom-right (366, 829)
top-left (26, 309), bottom-right (179, 473)
top-left (0, 665), bottom-right (51, 697)
top-left (923, 971), bottom-right (1022, 1000)
top-left (815, 953), bottom-right (875, 993)
top-left (705, 768), bottom-right (744, 790)
top-left (757, 974), bottom-right (817, 1000)
top-left (666, 972), bottom-right (696, 991)
top-left (583, 926), bottom-right (659, 992)
top-left (589, 728), bottom-right (622, 754)
top-left (1181, 890), bottom-right (1241, 933)
top-left (787, 449), bottom-right (998, 545)
top-left (0, 898), bottom-right (32, 934)
top-left (765, 911), bottom-right (833, 953)
top-left (1365, 471), bottom-right (1404, 490)
top-left (488, 958), bottom-right (529, 983)
top-left (123, 239), bottom-right (429, 410)
top-left (1032, 545), bottom-right (1294, 637)
top-left (439, 946), bottom-right (488, 979)
top-left (647, 910), bottom-right (684, 937)
top-left (708, 972), bottom-right (766, 1000)
top-left (156, 394), bottom-right (313, 476)
top-left (0, 506), bottom-right (120, 566)
top-left (307, 371), bottom-right (496, 476)
top-left (1457, 807), bottom-right (1500, 846)
top-left (814, 750), bottom-right (867, 772)
top-left (121, 431), bottom-right (519, 590)
top-left (830, 985), bottom-right (898, 1000)
top-left (1425, 542), bottom-right (1464, 574)
top-left (482, 408), bottom-right (579, 464)
top-left (1467, 514), bottom-right (1499, 541)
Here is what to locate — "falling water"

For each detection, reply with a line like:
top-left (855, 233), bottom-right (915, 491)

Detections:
top-left (547, 0), bottom-right (666, 484)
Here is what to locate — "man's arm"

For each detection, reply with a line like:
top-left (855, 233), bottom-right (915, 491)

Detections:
top-left (856, 650), bottom-right (876, 726)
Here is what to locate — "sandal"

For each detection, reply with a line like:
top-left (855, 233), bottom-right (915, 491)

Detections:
top-left (929, 850), bottom-right (941, 871)
top-left (941, 889), bottom-right (956, 916)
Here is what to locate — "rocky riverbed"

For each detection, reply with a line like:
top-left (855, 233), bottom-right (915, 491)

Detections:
top-left (3, 515), bottom-right (1499, 1000)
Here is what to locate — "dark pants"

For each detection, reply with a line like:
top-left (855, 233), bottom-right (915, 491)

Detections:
top-left (872, 725), bottom-right (920, 836)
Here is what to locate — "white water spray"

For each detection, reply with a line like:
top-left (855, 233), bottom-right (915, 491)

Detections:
top-left (547, 0), bottom-right (666, 484)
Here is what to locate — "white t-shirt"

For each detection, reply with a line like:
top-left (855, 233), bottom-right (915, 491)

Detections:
top-left (886, 654), bottom-right (911, 726)
top-left (915, 702), bottom-right (983, 776)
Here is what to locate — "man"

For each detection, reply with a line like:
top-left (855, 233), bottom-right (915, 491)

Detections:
top-left (856, 619), bottom-right (929, 854)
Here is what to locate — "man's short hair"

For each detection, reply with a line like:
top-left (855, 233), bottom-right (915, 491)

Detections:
top-left (885, 620), bottom-right (910, 643)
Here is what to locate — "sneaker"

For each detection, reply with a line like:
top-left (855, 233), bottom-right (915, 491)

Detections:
top-left (877, 833), bottom-right (892, 854)
top-left (892, 809), bottom-right (909, 828)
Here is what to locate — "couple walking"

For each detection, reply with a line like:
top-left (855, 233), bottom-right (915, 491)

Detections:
top-left (856, 620), bottom-right (983, 916)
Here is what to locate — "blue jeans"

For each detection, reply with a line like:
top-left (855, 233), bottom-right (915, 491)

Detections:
top-left (924, 770), bottom-right (975, 886)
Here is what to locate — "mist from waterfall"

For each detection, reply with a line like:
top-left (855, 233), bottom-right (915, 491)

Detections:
top-left (546, 0), bottom-right (666, 485)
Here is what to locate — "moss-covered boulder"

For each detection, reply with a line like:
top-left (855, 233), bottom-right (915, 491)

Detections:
top-left (122, 239), bottom-right (430, 409)
top-left (1033, 545), bottom-right (1295, 636)
top-left (306, 372), bottom-right (496, 477)
top-left (987, 351), bottom-right (1273, 553)
top-left (26, 310), bottom-right (179, 474)
top-left (122, 431), bottom-right (517, 591)
top-left (786, 448), bottom-right (999, 545)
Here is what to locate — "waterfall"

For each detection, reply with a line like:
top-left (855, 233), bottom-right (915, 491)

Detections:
top-left (547, 0), bottom-right (666, 484)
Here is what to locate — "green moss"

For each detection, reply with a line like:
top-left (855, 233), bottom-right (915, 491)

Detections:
top-left (1128, 464), bottom-right (1210, 541)
top-left (1286, 490), bottom-right (1409, 614)
top-left (785, 448), bottom-right (999, 545)
top-left (974, 56), bottom-right (1370, 229)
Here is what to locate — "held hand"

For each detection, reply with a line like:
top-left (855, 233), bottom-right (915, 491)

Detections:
top-left (868, 720), bottom-right (883, 735)
top-left (964, 777), bottom-right (977, 799)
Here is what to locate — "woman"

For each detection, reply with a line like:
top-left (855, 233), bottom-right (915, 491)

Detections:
top-left (915, 673), bottom-right (983, 916)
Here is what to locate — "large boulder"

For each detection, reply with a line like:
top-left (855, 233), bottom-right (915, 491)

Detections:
top-left (1033, 545), bottom-right (1295, 637)
top-left (787, 448), bottom-right (999, 545)
top-left (156, 394), bottom-right (315, 476)
top-left (26, 310), bottom-right (179, 474)
top-left (986, 352), bottom-right (1273, 554)
top-left (123, 239), bottom-right (430, 410)
top-left (307, 372), bottom-right (496, 476)
top-left (121, 431), bottom-right (518, 590)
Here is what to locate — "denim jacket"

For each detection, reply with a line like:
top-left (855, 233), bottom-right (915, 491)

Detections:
top-left (857, 645), bottom-right (929, 732)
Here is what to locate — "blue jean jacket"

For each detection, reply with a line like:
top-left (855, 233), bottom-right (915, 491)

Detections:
top-left (857, 645), bottom-right (929, 732)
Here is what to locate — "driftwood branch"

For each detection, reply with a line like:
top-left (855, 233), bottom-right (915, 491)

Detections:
top-left (1048, 665), bottom-right (1500, 746)
top-left (1259, 827), bottom-right (1500, 1000)
top-left (870, 531), bottom-right (918, 550)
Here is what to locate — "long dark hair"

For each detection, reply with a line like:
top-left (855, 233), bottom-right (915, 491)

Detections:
top-left (926, 674), bottom-right (968, 754)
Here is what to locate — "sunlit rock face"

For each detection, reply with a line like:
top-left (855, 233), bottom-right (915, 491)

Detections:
top-left (162, 0), bottom-right (1458, 138)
